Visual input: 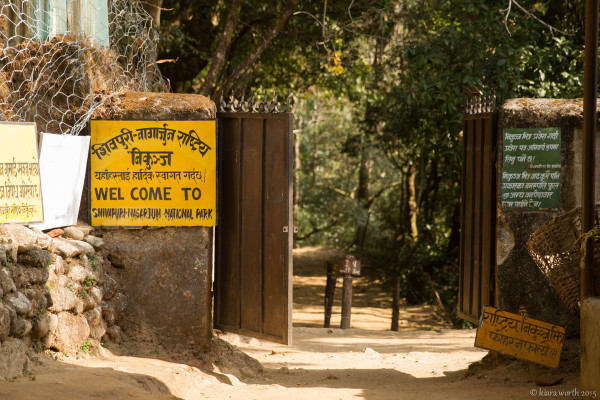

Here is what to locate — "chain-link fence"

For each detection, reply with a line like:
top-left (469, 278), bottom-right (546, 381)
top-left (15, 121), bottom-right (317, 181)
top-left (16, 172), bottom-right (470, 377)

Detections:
top-left (0, 0), bottom-right (168, 136)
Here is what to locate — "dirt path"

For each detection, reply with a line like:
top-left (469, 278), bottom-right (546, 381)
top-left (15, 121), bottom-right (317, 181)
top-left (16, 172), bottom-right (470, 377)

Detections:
top-left (0, 246), bottom-right (582, 399)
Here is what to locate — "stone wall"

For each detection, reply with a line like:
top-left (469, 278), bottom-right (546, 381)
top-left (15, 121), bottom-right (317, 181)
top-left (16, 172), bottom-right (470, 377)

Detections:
top-left (0, 223), bottom-right (123, 378)
top-left (0, 92), bottom-right (216, 378)
top-left (497, 99), bottom-right (600, 335)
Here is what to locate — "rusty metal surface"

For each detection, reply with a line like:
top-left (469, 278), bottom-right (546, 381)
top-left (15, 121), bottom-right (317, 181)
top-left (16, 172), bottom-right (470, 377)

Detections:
top-left (214, 110), bottom-right (293, 345)
top-left (459, 110), bottom-right (497, 324)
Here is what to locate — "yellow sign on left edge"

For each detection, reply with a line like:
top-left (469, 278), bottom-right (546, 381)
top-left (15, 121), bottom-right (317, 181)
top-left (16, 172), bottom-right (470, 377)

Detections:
top-left (90, 120), bottom-right (216, 227)
top-left (0, 122), bottom-right (43, 224)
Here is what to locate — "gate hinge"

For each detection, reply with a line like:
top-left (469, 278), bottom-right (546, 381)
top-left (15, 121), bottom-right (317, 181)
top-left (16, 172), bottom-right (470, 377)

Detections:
top-left (283, 226), bottom-right (299, 233)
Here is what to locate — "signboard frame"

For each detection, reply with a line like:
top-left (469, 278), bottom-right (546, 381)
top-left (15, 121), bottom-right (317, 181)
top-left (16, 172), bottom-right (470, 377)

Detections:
top-left (0, 121), bottom-right (44, 224)
top-left (88, 119), bottom-right (217, 228)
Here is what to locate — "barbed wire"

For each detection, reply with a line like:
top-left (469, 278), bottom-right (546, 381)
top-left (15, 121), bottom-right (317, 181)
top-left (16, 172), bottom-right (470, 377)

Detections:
top-left (0, 0), bottom-right (168, 136)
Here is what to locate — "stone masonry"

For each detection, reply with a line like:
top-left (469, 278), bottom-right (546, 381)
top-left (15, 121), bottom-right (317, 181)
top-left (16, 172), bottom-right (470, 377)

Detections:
top-left (0, 223), bottom-right (124, 378)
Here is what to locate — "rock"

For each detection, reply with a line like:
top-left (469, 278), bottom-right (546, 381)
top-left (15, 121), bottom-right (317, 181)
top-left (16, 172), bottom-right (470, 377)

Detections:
top-left (49, 255), bottom-right (66, 276)
top-left (76, 225), bottom-right (94, 236)
top-left (58, 275), bottom-right (71, 287)
top-left (89, 286), bottom-right (103, 305)
top-left (0, 304), bottom-right (11, 341)
top-left (67, 262), bottom-right (88, 284)
top-left (0, 224), bottom-right (37, 253)
top-left (48, 286), bottom-right (79, 313)
top-left (89, 318), bottom-right (107, 341)
top-left (41, 313), bottom-right (58, 349)
top-left (47, 312), bottom-right (90, 354)
top-left (101, 304), bottom-right (116, 326)
top-left (32, 313), bottom-right (52, 339)
top-left (0, 338), bottom-right (27, 379)
top-left (81, 290), bottom-right (98, 312)
top-left (24, 288), bottom-right (48, 317)
top-left (84, 307), bottom-right (102, 326)
top-left (48, 312), bottom-right (58, 333)
top-left (326, 372), bottom-right (341, 380)
top-left (102, 274), bottom-right (118, 301)
top-left (107, 252), bottom-right (125, 268)
top-left (30, 228), bottom-right (52, 249)
top-left (363, 347), bottom-right (379, 354)
top-left (10, 318), bottom-right (32, 338)
top-left (7, 292), bottom-right (32, 316)
top-left (110, 293), bottom-right (127, 319)
top-left (0, 268), bottom-right (16, 293)
top-left (63, 227), bottom-right (85, 241)
top-left (83, 235), bottom-right (104, 251)
top-left (18, 248), bottom-right (52, 269)
top-left (104, 324), bottom-right (122, 343)
top-left (12, 266), bottom-right (49, 287)
top-left (0, 242), bottom-right (11, 266)
top-left (73, 298), bottom-right (84, 315)
top-left (46, 228), bottom-right (64, 238)
top-left (86, 307), bottom-right (106, 340)
top-left (53, 237), bottom-right (95, 258)
top-left (221, 373), bottom-right (243, 386)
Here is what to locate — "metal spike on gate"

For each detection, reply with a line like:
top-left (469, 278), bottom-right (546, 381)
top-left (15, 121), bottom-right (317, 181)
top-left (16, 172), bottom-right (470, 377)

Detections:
top-left (219, 90), bottom-right (292, 113)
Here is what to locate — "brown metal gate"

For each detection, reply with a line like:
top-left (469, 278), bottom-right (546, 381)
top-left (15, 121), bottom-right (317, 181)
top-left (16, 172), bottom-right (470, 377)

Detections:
top-left (458, 91), bottom-right (497, 324)
top-left (214, 98), bottom-right (293, 344)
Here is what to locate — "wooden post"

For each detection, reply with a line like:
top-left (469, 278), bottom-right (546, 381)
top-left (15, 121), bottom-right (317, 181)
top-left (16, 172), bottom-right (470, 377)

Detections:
top-left (340, 274), bottom-right (353, 329)
top-left (391, 276), bottom-right (400, 331)
top-left (323, 262), bottom-right (336, 328)
top-left (582, 0), bottom-right (598, 300)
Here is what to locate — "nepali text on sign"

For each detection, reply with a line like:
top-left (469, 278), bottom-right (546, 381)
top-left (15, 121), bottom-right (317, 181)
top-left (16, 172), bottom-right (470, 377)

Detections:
top-left (474, 306), bottom-right (565, 368)
top-left (90, 120), bottom-right (216, 227)
top-left (501, 128), bottom-right (561, 210)
top-left (0, 122), bottom-right (43, 224)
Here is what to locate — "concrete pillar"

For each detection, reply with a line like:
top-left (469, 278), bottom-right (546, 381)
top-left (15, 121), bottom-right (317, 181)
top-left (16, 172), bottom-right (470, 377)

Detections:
top-left (581, 296), bottom-right (600, 392)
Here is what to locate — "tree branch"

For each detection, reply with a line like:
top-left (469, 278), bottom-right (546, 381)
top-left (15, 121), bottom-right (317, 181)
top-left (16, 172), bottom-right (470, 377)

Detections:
top-left (198, 0), bottom-right (243, 96)
top-left (218, 0), bottom-right (300, 97)
top-left (501, 0), bottom-right (574, 37)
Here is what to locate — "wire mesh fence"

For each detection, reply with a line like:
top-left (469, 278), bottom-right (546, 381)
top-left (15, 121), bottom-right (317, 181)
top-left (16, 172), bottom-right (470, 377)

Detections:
top-left (0, 0), bottom-right (168, 136)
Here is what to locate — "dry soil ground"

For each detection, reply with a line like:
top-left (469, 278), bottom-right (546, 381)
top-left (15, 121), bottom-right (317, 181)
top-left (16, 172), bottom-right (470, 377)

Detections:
top-left (0, 246), bottom-right (584, 400)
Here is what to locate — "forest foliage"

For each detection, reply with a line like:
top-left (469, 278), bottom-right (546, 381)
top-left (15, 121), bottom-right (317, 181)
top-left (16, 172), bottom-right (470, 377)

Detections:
top-left (151, 0), bottom-right (587, 327)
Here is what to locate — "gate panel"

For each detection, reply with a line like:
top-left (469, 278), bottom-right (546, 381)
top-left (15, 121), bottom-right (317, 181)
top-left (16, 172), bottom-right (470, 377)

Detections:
top-left (263, 117), bottom-right (292, 339)
top-left (215, 109), bottom-right (293, 345)
top-left (459, 92), bottom-right (497, 324)
top-left (240, 118), bottom-right (264, 333)
top-left (216, 117), bottom-right (241, 328)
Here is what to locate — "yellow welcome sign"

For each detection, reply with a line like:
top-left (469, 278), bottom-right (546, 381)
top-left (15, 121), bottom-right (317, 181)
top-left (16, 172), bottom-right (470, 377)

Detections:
top-left (90, 120), bottom-right (216, 227)
top-left (475, 306), bottom-right (565, 368)
top-left (0, 122), bottom-right (44, 224)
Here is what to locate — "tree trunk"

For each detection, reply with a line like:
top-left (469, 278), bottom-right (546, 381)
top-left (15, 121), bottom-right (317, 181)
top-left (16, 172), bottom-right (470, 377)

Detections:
top-left (354, 150), bottom-right (370, 250)
top-left (293, 102), bottom-right (302, 222)
top-left (310, 94), bottom-right (320, 189)
top-left (391, 275), bottom-right (400, 331)
top-left (142, 0), bottom-right (163, 27)
top-left (198, 0), bottom-right (243, 96)
top-left (408, 164), bottom-right (418, 242)
top-left (219, 0), bottom-right (299, 96)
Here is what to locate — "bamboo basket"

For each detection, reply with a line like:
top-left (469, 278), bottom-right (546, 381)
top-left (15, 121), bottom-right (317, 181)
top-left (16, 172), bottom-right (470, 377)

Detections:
top-left (527, 206), bottom-right (600, 317)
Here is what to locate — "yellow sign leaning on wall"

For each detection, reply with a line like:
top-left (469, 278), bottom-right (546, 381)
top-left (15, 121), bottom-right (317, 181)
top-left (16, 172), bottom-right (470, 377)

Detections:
top-left (0, 122), bottom-right (44, 224)
top-left (475, 306), bottom-right (565, 368)
top-left (90, 120), bottom-right (216, 227)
